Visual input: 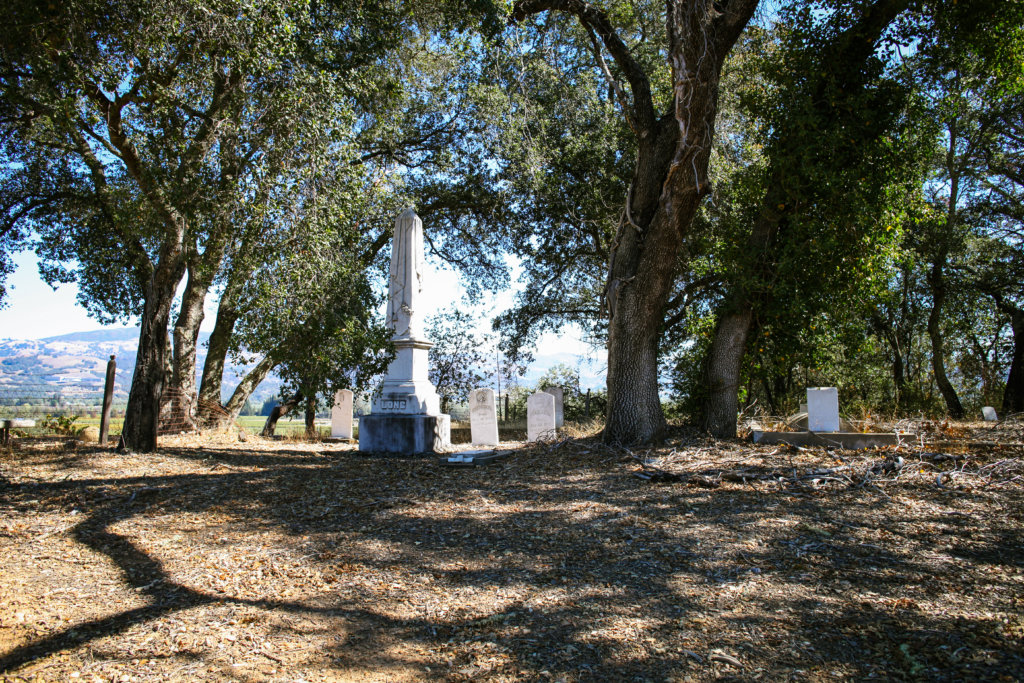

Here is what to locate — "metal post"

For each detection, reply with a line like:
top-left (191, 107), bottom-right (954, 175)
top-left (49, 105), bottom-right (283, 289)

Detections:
top-left (99, 355), bottom-right (116, 445)
top-left (585, 388), bottom-right (591, 419)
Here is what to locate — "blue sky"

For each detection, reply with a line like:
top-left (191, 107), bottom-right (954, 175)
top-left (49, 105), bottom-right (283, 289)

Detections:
top-left (0, 251), bottom-right (120, 339)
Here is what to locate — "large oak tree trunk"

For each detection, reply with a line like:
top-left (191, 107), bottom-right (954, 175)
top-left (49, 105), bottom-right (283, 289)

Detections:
top-left (603, 8), bottom-right (756, 444)
top-left (604, 307), bottom-right (668, 443)
top-left (120, 261), bottom-right (184, 452)
top-left (511, 0), bottom-right (757, 446)
top-left (604, 126), bottom-right (681, 445)
top-left (1001, 308), bottom-right (1024, 414)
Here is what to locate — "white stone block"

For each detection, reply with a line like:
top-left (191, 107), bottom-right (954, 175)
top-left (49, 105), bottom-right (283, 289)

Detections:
top-left (982, 406), bottom-right (998, 421)
top-left (469, 388), bottom-right (499, 446)
top-left (543, 387), bottom-right (564, 427)
top-left (331, 389), bottom-right (354, 438)
top-left (527, 392), bottom-right (556, 442)
top-left (807, 387), bottom-right (840, 433)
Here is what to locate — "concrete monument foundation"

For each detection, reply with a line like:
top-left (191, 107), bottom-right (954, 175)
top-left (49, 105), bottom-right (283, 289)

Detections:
top-left (752, 387), bottom-right (900, 450)
top-left (358, 414), bottom-right (450, 454)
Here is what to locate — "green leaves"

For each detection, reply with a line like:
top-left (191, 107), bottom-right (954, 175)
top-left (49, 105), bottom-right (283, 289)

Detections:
top-left (427, 306), bottom-right (491, 407)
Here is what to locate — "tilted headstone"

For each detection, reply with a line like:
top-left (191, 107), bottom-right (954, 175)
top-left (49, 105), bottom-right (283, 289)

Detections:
top-left (469, 388), bottom-right (499, 446)
top-left (527, 391), bottom-right (556, 442)
top-left (543, 386), bottom-right (564, 427)
top-left (982, 406), bottom-right (998, 422)
top-left (807, 387), bottom-right (840, 433)
top-left (331, 389), bottom-right (354, 438)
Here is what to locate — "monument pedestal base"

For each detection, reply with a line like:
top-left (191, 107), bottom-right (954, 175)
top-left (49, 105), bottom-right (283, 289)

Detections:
top-left (358, 414), bottom-right (451, 454)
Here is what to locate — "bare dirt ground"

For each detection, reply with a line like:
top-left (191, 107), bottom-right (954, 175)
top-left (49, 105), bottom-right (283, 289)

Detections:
top-left (1, 419), bottom-right (1022, 682)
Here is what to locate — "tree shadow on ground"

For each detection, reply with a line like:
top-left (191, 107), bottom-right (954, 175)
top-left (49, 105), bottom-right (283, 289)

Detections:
top-left (1, 440), bottom-right (1022, 680)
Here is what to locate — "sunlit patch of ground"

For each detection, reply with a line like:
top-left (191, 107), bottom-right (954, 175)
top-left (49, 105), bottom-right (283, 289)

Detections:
top-left (1, 420), bottom-right (1022, 681)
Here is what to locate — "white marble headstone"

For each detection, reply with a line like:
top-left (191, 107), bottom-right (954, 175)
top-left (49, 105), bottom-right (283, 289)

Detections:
top-left (982, 406), bottom-right (998, 422)
top-left (807, 387), bottom-right (840, 433)
top-left (527, 391), bottom-right (556, 442)
top-left (470, 388), bottom-right (499, 446)
top-left (543, 387), bottom-right (564, 427)
top-left (331, 389), bottom-right (354, 438)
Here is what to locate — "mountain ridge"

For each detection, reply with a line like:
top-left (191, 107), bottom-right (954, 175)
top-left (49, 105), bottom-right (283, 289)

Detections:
top-left (0, 329), bottom-right (605, 406)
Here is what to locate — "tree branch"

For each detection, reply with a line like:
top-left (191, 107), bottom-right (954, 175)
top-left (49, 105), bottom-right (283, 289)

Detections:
top-left (511, 0), bottom-right (657, 133)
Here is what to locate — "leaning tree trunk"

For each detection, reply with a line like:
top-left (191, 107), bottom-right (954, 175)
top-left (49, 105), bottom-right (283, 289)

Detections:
top-left (224, 356), bottom-right (277, 422)
top-left (928, 114), bottom-right (965, 419)
top-left (927, 259), bottom-right (965, 418)
top-left (876, 325), bottom-right (906, 406)
top-left (1001, 307), bottom-right (1024, 414)
top-left (197, 277), bottom-right (243, 423)
top-left (699, 0), bottom-right (915, 435)
top-left (702, 307), bottom-right (755, 437)
top-left (169, 268), bottom-right (210, 431)
top-left (194, 260), bottom-right (279, 428)
top-left (700, 200), bottom-right (784, 437)
top-left (700, 189), bottom-right (789, 437)
top-left (261, 391), bottom-right (304, 437)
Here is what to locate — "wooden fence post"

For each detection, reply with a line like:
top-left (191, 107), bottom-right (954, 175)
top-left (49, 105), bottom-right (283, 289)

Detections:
top-left (99, 355), bottom-right (116, 445)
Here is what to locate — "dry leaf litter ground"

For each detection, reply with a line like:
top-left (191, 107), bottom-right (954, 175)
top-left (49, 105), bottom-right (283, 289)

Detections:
top-left (0, 419), bottom-right (1022, 682)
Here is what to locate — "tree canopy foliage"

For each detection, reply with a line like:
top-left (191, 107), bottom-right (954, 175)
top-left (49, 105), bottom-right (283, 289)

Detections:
top-left (2, 0), bottom-right (1022, 450)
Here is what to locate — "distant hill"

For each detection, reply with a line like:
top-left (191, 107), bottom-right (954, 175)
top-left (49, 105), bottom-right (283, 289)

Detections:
top-left (42, 328), bottom-right (143, 343)
top-left (0, 328), bottom-right (604, 410)
top-left (519, 350), bottom-right (607, 391)
top-left (0, 328), bottom-right (281, 407)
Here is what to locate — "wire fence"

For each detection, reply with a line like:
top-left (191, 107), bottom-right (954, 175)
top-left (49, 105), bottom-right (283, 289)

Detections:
top-left (156, 387), bottom-right (233, 436)
top-left (0, 380), bottom-right (238, 439)
top-left (0, 381), bottom-right (124, 419)
top-left (0, 376), bottom-right (124, 439)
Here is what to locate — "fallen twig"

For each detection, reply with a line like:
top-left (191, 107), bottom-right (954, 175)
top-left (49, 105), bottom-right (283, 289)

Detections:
top-left (710, 652), bottom-right (742, 668)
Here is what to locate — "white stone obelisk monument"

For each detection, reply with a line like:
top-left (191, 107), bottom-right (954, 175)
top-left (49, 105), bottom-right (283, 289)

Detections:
top-left (358, 209), bottom-right (451, 453)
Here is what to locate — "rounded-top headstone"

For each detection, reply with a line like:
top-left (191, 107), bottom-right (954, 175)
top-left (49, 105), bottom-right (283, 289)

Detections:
top-left (332, 389), bottom-right (355, 438)
top-left (469, 388), bottom-right (499, 446)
